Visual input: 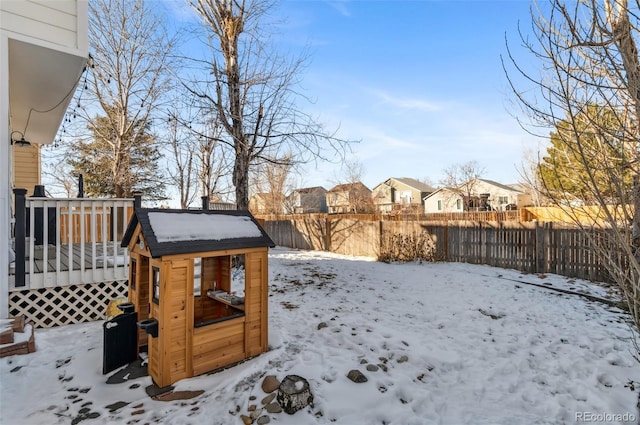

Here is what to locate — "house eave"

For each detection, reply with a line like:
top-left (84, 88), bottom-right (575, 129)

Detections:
top-left (8, 38), bottom-right (87, 145)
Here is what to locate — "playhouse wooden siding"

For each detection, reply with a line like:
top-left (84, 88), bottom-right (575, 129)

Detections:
top-left (141, 248), bottom-right (269, 387)
top-left (13, 144), bottom-right (40, 196)
top-left (245, 250), bottom-right (269, 356)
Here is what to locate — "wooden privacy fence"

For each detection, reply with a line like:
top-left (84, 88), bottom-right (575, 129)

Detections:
top-left (58, 205), bottom-right (134, 244)
top-left (262, 216), bottom-right (620, 283)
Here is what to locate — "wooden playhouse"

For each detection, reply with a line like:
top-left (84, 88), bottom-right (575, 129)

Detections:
top-left (121, 208), bottom-right (275, 388)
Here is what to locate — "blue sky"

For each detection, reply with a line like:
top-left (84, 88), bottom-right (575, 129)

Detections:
top-left (167, 0), bottom-right (541, 191)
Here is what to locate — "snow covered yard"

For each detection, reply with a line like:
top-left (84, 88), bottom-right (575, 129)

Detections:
top-left (1, 247), bottom-right (638, 425)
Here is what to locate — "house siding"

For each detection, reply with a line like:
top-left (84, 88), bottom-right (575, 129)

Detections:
top-left (12, 144), bottom-right (40, 195)
top-left (373, 178), bottom-right (433, 213)
top-left (1, 0), bottom-right (83, 50)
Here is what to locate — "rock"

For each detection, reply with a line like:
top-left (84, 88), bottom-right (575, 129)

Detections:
top-left (277, 375), bottom-right (313, 414)
top-left (378, 364), bottom-right (388, 372)
top-left (262, 375), bottom-right (280, 394)
top-left (265, 402), bottom-right (282, 414)
top-left (250, 409), bottom-right (261, 420)
top-left (366, 364), bottom-right (379, 372)
top-left (257, 416), bottom-right (270, 425)
top-left (347, 370), bottom-right (368, 383)
top-left (105, 401), bottom-right (129, 413)
top-left (359, 359), bottom-right (368, 364)
top-left (397, 355), bottom-right (409, 364)
top-left (240, 414), bottom-right (252, 425)
top-left (248, 405), bottom-right (257, 412)
top-left (153, 390), bottom-right (205, 402)
top-left (261, 393), bottom-right (276, 405)
top-left (317, 322), bottom-right (328, 330)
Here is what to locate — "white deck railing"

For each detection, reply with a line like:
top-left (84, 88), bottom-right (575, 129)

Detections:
top-left (10, 198), bottom-right (133, 291)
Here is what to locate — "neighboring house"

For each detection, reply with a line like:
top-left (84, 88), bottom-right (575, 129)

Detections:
top-left (287, 186), bottom-right (327, 214)
top-left (249, 192), bottom-right (286, 215)
top-left (2, 1), bottom-right (89, 318)
top-left (326, 182), bottom-right (373, 214)
top-left (372, 177), bottom-right (435, 213)
top-left (423, 179), bottom-right (532, 214)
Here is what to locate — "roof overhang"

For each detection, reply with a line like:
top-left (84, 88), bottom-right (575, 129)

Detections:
top-left (9, 38), bottom-right (86, 145)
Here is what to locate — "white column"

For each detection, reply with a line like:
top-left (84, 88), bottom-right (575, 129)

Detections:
top-left (1, 34), bottom-right (10, 318)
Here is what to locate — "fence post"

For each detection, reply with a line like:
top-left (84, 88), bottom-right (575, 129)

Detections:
top-left (378, 220), bottom-right (383, 258)
top-left (535, 220), bottom-right (546, 273)
top-left (443, 221), bottom-right (449, 261)
top-left (325, 216), bottom-right (332, 252)
top-left (13, 188), bottom-right (27, 287)
top-left (201, 196), bottom-right (209, 211)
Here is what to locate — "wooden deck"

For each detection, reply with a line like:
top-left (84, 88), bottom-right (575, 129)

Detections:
top-left (10, 244), bottom-right (128, 275)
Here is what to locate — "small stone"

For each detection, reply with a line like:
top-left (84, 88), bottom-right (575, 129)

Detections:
top-left (265, 402), bottom-right (282, 414)
top-left (240, 414), bottom-right (252, 425)
top-left (249, 395), bottom-right (257, 401)
top-left (366, 364), bottom-right (379, 372)
top-left (346, 370), bottom-right (368, 383)
top-left (261, 393), bottom-right (276, 405)
top-left (262, 375), bottom-right (280, 393)
top-left (257, 416), bottom-right (270, 425)
top-left (397, 355), bottom-right (409, 364)
top-left (317, 322), bottom-right (328, 330)
top-left (250, 410), bottom-right (261, 420)
top-left (359, 359), bottom-right (368, 364)
top-left (378, 364), bottom-right (388, 372)
top-left (378, 357), bottom-right (388, 364)
top-left (248, 405), bottom-right (257, 412)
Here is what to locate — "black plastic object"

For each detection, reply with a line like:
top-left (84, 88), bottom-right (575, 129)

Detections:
top-left (138, 318), bottom-right (159, 338)
top-left (118, 302), bottom-right (135, 314)
top-left (103, 308), bottom-right (138, 375)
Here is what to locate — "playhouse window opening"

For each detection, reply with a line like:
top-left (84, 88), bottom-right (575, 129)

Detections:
top-left (194, 257), bottom-right (202, 297)
top-left (152, 266), bottom-right (160, 304)
top-left (130, 258), bottom-right (137, 290)
top-left (193, 254), bottom-right (246, 327)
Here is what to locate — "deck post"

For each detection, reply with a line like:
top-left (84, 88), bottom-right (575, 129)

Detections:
top-left (13, 188), bottom-right (27, 287)
top-left (202, 196), bottom-right (209, 211)
top-left (133, 192), bottom-right (142, 209)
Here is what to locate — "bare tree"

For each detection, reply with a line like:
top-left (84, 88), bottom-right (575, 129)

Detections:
top-left (167, 110), bottom-right (198, 209)
top-left (440, 160), bottom-right (486, 210)
top-left (41, 153), bottom-right (76, 198)
top-left (516, 148), bottom-right (547, 207)
top-left (196, 120), bottom-right (232, 202)
top-left (504, 0), bottom-right (640, 334)
top-left (76, 0), bottom-right (177, 198)
top-left (328, 159), bottom-right (374, 213)
top-left (251, 153), bottom-right (293, 215)
top-left (186, 0), bottom-right (349, 210)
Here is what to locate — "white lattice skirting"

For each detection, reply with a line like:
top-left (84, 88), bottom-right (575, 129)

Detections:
top-left (9, 281), bottom-right (128, 328)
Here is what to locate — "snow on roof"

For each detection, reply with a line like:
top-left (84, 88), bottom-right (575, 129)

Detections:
top-left (148, 212), bottom-right (263, 243)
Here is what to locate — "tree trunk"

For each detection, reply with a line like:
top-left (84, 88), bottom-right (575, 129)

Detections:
top-left (234, 154), bottom-right (249, 210)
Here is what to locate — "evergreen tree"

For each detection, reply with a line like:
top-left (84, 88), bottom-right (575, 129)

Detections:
top-left (538, 105), bottom-right (633, 204)
top-left (68, 109), bottom-right (166, 199)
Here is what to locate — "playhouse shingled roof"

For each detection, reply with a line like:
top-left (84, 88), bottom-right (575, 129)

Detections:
top-left (121, 208), bottom-right (275, 258)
